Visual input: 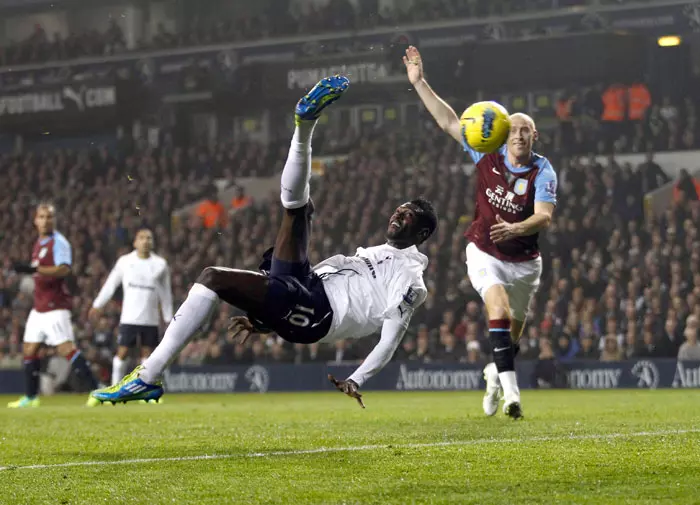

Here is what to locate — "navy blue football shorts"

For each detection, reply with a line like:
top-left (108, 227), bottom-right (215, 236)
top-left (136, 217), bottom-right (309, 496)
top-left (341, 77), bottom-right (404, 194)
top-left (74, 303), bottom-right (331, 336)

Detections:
top-left (250, 248), bottom-right (333, 344)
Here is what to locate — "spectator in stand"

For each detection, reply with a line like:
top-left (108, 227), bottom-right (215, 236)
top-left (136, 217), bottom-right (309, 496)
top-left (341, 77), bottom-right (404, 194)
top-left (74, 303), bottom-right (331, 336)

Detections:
top-left (533, 338), bottom-right (559, 388)
top-left (555, 334), bottom-right (579, 362)
top-left (600, 319), bottom-right (624, 352)
top-left (0, 1), bottom-right (583, 67)
top-left (230, 185), bottom-right (252, 210)
top-left (600, 336), bottom-right (623, 362)
top-left (674, 169), bottom-right (700, 203)
top-left (437, 329), bottom-right (461, 362)
top-left (465, 340), bottom-right (482, 364)
top-left (678, 315), bottom-right (700, 361)
top-left (576, 334), bottom-right (599, 360)
top-left (0, 115), bottom-right (699, 374)
top-left (196, 185), bottom-right (227, 229)
top-left (410, 327), bottom-right (433, 362)
top-left (636, 329), bottom-right (661, 358)
top-left (639, 151), bottom-right (671, 194)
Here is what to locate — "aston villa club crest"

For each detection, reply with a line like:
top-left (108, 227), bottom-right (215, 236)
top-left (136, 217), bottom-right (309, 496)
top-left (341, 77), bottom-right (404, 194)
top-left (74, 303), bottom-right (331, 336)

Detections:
top-left (514, 179), bottom-right (529, 196)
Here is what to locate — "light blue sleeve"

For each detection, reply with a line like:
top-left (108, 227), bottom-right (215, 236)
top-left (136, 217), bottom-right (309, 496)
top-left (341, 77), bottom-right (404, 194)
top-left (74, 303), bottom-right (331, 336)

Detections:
top-left (53, 234), bottom-right (72, 266)
top-left (460, 136), bottom-right (485, 164)
top-left (534, 159), bottom-right (558, 205)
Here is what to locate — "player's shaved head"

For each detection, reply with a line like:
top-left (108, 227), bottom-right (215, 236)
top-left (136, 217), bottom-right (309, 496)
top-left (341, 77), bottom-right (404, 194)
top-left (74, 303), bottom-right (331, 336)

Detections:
top-left (34, 203), bottom-right (56, 236)
top-left (36, 203), bottom-right (55, 214)
top-left (506, 113), bottom-right (538, 164)
top-left (509, 112), bottom-right (536, 131)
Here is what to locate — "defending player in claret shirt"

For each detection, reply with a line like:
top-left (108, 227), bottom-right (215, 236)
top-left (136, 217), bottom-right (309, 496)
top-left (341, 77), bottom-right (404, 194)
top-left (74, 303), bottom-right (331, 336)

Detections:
top-left (91, 75), bottom-right (437, 408)
top-left (405, 45), bottom-right (557, 419)
top-left (8, 204), bottom-right (99, 408)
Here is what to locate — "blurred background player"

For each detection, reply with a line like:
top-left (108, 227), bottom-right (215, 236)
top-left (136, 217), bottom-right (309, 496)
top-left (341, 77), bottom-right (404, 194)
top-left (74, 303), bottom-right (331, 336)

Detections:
top-left (8, 204), bottom-right (99, 408)
top-left (91, 75), bottom-right (437, 407)
top-left (89, 228), bottom-right (173, 386)
top-left (404, 46), bottom-right (557, 419)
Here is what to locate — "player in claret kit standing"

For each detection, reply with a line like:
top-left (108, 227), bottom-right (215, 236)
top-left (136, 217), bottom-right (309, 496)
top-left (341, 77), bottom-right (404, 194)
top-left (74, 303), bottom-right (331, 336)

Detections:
top-left (404, 46), bottom-right (557, 419)
top-left (91, 75), bottom-right (438, 407)
top-left (8, 204), bottom-right (99, 408)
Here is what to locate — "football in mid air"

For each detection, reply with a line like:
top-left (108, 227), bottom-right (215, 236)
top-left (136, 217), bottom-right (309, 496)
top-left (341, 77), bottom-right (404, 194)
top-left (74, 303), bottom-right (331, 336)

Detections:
top-left (460, 101), bottom-right (511, 153)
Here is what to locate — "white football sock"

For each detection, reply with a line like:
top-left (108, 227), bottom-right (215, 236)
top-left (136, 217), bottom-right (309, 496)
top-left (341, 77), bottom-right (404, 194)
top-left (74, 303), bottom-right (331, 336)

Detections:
top-left (280, 123), bottom-right (316, 209)
top-left (499, 371), bottom-right (520, 403)
top-left (484, 362), bottom-right (501, 393)
top-left (111, 356), bottom-right (128, 385)
top-left (140, 283), bottom-right (218, 383)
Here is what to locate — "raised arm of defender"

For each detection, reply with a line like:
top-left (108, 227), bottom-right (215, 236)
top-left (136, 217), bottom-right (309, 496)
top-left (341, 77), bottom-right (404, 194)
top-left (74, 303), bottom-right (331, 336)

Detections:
top-left (403, 46), bottom-right (462, 143)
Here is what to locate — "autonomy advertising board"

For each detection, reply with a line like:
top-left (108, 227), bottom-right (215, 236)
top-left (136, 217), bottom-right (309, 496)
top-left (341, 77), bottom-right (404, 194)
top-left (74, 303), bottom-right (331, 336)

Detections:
top-left (1, 360), bottom-right (699, 394)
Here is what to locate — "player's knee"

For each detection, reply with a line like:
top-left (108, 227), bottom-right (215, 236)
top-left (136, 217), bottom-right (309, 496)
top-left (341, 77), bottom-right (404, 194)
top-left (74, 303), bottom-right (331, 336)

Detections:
top-left (483, 285), bottom-right (511, 320)
top-left (196, 267), bottom-right (222, 291)
top-left (55, 341), bottom-right (75, 357)
top-left (485, 300), bottom-right (510, 320)
top-left (23, 343), bottom-right (40, 357)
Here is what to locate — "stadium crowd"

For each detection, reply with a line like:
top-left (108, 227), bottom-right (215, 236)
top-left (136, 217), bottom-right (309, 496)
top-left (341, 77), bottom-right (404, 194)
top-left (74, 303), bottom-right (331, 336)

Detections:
top-left (0, 0), bottom-right (640, 67)
top-left (0, 103), bottom-right (699, 384)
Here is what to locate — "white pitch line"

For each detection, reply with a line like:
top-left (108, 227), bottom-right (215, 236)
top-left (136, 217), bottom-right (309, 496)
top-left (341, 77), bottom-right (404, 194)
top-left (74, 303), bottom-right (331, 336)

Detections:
top-left (1, 428), bottom-right (697, 472)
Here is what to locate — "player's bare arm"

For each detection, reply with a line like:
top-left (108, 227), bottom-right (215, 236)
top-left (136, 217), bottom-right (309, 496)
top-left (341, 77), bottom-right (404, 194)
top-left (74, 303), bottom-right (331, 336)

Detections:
top-left (403, 46), bottom-right (462, 143)
top-left (490, 202), bottom-right (555, 243)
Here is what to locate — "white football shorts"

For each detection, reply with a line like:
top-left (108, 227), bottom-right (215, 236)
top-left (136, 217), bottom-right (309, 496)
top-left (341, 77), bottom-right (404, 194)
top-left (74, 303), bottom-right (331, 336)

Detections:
top-left (465, 242), bottom-right (542, 321)
top-left (23, 309), bottom-right (75, 347)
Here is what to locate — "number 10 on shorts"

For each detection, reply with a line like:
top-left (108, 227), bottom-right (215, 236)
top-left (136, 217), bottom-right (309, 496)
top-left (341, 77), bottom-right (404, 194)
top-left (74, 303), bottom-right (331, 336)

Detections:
top-left (285, 305), bottom-right (315, 327)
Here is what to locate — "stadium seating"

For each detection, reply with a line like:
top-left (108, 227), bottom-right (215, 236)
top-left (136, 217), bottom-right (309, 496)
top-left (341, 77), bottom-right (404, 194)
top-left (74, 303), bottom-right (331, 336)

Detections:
top-left (1, 0), bottom-right (599, 67)
top-left (0, 103), bottom-right (698, 381)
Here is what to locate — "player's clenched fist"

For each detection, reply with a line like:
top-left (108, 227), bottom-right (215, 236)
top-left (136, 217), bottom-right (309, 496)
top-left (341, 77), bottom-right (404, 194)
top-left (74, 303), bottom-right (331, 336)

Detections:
top-left (403, 46), bottom-right (424, 85)
top-left (328, 374), bottom-right (365, 408)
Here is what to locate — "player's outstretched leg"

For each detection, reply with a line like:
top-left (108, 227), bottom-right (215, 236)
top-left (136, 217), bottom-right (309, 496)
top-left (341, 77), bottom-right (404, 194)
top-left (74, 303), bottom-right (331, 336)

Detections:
top-left (274, 75), bottom-right (350, 264)
top-left (90, 269), bottom-right (268, 404)
top-left (90, 76), bottom-right (349, 406)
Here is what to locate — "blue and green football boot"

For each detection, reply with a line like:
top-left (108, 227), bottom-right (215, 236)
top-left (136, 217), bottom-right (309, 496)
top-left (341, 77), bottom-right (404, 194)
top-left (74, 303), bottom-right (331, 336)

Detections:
top-left (7, 396), bottom-right (40, 408)
top-left (295, 75), bottom-right (349, 125)
top-left (90, 365), bottom-right (163, 405)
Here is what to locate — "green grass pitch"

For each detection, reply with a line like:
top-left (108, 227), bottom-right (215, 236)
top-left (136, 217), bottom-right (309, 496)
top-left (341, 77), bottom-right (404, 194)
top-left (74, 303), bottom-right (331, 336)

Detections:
top-left (1, 390), bottom-right (699, 504)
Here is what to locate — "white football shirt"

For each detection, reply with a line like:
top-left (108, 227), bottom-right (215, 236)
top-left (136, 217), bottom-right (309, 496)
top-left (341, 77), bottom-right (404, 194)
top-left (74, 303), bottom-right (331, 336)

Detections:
top-left (92, 251), bottom-right (173, 326)
top-left (315, 243), bottom-right (428, 344)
